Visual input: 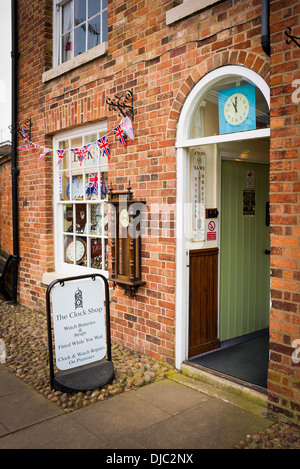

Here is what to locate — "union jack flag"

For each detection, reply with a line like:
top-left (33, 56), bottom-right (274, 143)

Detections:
top-left (21, 127), bottom-right (29, 140)
top-left (38, 147), bottom-right (51, 160)
top-left (120, 117), bottom-right (134, 140)
top-left (56, 149), bottom-right (65, 166)
top-left (97, 135), bottom-right (110, 160)
top-left (17, 141), bottom-right (33, 150)
top-left (70, 147), bottom-right (86, 165)
top-left (82, 144), bottom-right (91, 154)
top-left (113, 125), bottom-right (127, 148)
top-left (88, 172), bottom-right (98, 194)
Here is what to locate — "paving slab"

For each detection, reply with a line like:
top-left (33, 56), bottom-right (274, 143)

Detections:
top-left (0, 375), bottom-right (62, 433)
top-left (128, 396), bottom-right (273, 449)
top-left (70, 389), bottom-right (171, 447)
top-left (0, 368), bottom-right (29, 396)
top-left (130, 378), bottom-right (211, 415)
top-left (0, 414), bottom-right (105, 449)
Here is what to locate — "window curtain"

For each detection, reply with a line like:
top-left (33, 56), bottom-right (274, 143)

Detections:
top-left (62, 1), bottom-right (73, 63)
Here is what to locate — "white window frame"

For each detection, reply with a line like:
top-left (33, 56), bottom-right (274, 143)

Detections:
top-left (175, 66), bottom-right (270, 369)
top-left (53, 0), bottom-right (108, 68)
top-left (52, 122), bottom-right (109, 280)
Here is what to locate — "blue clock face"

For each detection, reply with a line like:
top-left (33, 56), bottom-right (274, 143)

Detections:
top-left (218, 84), bottom-right (256, 134)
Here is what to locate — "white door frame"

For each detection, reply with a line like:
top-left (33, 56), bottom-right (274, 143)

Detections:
top-left (175, 65), bottom-right (270, 369)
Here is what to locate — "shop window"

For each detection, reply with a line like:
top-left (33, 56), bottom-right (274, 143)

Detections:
top-left (189, 76), bottom-right (270, 139)
top-left (54, 124), bottom-right (109, 274)
top-left (55, 0), bottom-right (108, 65)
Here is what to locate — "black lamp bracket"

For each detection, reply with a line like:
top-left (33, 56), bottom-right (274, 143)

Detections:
top-left (9, 117), bottom-right (32, 141)
top-left (285, 27), bottom-right (300, 48)
top-left (106, 89), bottom-right (134, 120)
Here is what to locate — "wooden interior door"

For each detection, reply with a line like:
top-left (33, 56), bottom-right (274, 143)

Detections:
top-left (188, 248), bottom-right (220, 357)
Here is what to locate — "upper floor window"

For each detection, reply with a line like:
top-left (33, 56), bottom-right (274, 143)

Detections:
top-left (55, 0), bottom-right (108, 65)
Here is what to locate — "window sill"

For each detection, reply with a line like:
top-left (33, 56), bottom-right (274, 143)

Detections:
top-left (166, 0), bottom-right (219, 25)
top-left (42, 42), bottom-right (109, 83)
top-left (42, 268), bottom-right (108, 286)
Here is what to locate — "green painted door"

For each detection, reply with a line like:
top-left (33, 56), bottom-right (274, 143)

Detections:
top-left (219, 160), bottom-right (270, 341)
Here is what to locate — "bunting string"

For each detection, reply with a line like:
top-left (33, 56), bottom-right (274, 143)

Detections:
top-left (17, 117), bottom-right (134, 166)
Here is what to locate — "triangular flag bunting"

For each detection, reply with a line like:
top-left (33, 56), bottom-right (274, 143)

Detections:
top-left (120, 117), bottom-right (134, 140)
top-left (17, 141), bottom-right (33, 150)
top-left (21, 127), bottom-right (29, 140)
top-left (56, 149), bottom-right (65, 166)
top-left (97, 136), bottom-right (110, 160)
top-left (113, 125), bottom-right (127, 148)
top-left (38, 148), bottom-right (51, 160)
top-left (71, 148), bottom-right (85, 166)
top-left (16, 125), bottom-right (129, 165)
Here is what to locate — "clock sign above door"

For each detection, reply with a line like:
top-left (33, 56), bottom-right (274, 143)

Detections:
top-left (218, 84), bottom-right (256, 134)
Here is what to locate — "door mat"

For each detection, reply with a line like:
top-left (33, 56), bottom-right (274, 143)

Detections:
top-left (189, 334), bottom-right (269, 389)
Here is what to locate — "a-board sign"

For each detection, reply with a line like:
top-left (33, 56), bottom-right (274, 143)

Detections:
top-left (52, 277), bottom-right (106, 370)
top-left (46, 274), bottom-right (114, 393)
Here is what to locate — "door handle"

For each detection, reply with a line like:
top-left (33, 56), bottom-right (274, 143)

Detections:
top-left (264, 249), bottom-right (270, 255)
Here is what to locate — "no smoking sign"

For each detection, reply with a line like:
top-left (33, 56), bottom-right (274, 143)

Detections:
top-left (206, 219), bottom-right (217, 241)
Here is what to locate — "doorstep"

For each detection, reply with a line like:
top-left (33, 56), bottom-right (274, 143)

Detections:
top-left (172, 361), bottom-right (269, 417)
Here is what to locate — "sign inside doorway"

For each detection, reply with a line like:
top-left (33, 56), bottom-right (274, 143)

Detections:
top-left (192, 148), bottom-right (206, 241)
top-left (246, 169), bottom-right (255, 188)
top-left (206, 219), bottom-right (217, 241)
top-left (243, 190), bottom-right (255, 216)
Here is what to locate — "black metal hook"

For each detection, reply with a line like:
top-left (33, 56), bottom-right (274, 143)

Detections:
top-left (285, 27), bottom-right (300, 48)
top-left (106, 89), bottom-right (134, 120)
top-left (9, 117), bottom-right (32, 141)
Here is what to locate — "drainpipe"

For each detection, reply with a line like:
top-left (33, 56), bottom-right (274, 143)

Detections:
top-left (11, 0), bottom-right (20, 304)
top-left (261, 0), bottom-right (270, 57)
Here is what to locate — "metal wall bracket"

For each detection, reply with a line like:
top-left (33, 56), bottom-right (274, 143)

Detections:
top-left (106, 89), bottom-right (134, 120)
top-left (285, 27), bottom-right (300, 48)
top-left (9, 117), bottom-right (32, 141)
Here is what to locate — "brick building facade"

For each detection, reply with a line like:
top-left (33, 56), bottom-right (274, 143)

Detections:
top-left (0, 143), bottom-right (12, 253)
top-left (0, 0), bottom-right (299, 423)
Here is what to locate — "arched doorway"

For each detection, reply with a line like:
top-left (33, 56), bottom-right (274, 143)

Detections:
top-left (175, 65), bottom-right (270, 390)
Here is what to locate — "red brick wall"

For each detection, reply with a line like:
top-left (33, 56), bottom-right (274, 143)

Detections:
top-left (10, 0), bottom-right (300, 422)
top-left (0, 158), bottom-right (12, 254)
top-left (16, 0), bottom-right (54, 309)
top-left (16, 0), bottom-right (270, 358)
top-left (268, 0), bottom-right (300, 423)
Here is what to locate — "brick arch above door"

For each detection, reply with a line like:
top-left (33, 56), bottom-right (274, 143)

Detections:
top-left (167, 50), bottom-right (270, 141)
